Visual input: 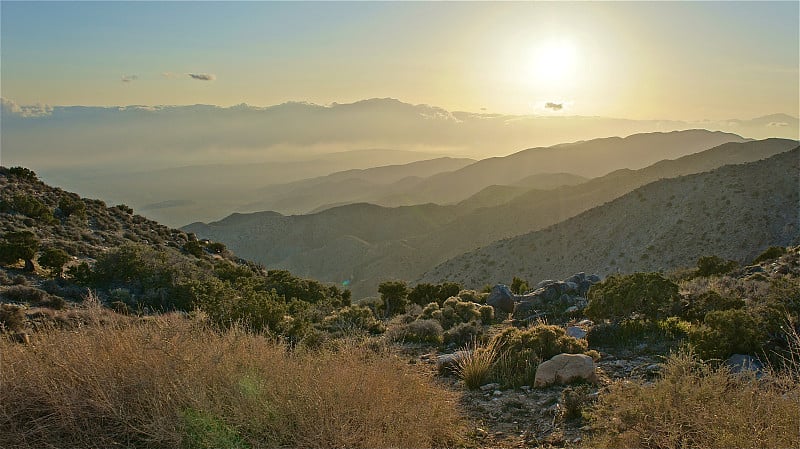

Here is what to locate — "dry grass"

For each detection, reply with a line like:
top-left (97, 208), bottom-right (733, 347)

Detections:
top-left (454, 338), bottom-right (499, 390)
top-left (0, 315), bottom-right (465, 448)
top-left (586, 350), bottom-right (800, 449)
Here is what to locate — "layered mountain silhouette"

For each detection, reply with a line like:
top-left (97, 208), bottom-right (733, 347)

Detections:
top-left (421, 147), bottom-right (800, 288)
top-left (185, 132), bottom-right (798, 298)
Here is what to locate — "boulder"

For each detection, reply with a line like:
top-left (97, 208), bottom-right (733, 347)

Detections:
top-left (586, 274), bottom-right (602, 284)
top-left (513, 300), bottom-right (540, 319)
top-left (536, 279), bottom-right (557, 289)
top-left (534, 353), bottom-right (597, 387)
top-left (487, 284), bottom-right (515, 313)
top-left (436, 350), bottom-right (472, 373)
top-left (565, 326), bottom-right (587, 339)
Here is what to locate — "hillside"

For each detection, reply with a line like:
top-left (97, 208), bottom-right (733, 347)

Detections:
top-left (421, 147), bottom-right (800, 287)
top-left (186, 138), bottom-right (797, 299)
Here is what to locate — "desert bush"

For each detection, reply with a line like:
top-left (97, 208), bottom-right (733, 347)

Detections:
top-left (321, 305), bottom-right (384, 335)
top-left (57, 194), bottom-right (87, 219)
top-left (378, 280), bottom-right (409, 318)
top-left (586, 351), bottom-right (800, 448)
top-left (689, 308), bottom-right (766, 359)
top-left (0, 317), bottom-right (465, 448)
top-left (386, 318), bottom-right (443, 345)
top-left (0, 231), bottom-right (40, 271)
top-left (443, 320), bottom-right (484, 346)
top-left (696, 255), bottom-right (739, 277)
top-left (457, 289), bottom-right (487, 304)
top-left (753, 245), bottom-right (787, 264)
top-left (0, 304), bottom-right (26, 333)
top-left (560, 384), bottom-right (595, 421)
top-left (38, 247), bottom-right (71, 277)
top-left (490, 324), bottom-right (587, 388)
top-left (421, 296), bottom-right (484, 329)
top-left (407, 282), bottom-right (462, 307)
top-left (1, 194), bottom-right (57, 224)
top-left (510, 276), bottom-right (529, 294)
top-left (478, 304), bottom-right (494, 323)
top-left (586, 317), bottom-right (691, 349)
top-left (681, 290), bottom-right (745, 323)
top-left (586, 272), bottom-right (680, 322)
top-left (7, 166), bottom-right (39, 182)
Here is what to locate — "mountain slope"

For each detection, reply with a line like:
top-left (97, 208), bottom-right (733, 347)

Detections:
top-left (186, 138), bottom-right (797, 299)
top-left (420, 147), bottom-right (800, 287)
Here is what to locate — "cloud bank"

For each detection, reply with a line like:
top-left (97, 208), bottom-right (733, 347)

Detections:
top-left (188, 73), bottom-right (216, 81)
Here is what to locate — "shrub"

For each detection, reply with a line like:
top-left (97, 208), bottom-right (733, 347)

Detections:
top-left (478, 304), bottom-right (494, 324)
top-left (3, 194), bottom-right (56, 224)
top-left (7, 166), bottom-right (38, 182)
top-left (38, 248), bottom-right (71, 277)
top-left (696, 255), bottom-right (739, 277)
top-left (421, 296), bottom-right (484, 329)
top-left (58, 195), bottom-right (86, 219)
top-left (183, 240), bottom-right (205, 258)
top-left (586, 318), bottom-right (691, 349)
top-left (682, 291), bottom-right (745, 323)
top-left (560, 384), bottom-right (595, 421)
top-left (490, 325), bottom-right (587, 388)
top-left (321, 305), bottom-right (384, 335)
top-left (689, 308), bottom-right (765, 359)
top-left (0, 304), bottom-right (26, 333)
top-left (443, 321), bottom-right (484, 346)
top-left (386, 319), bottom-right (443, 345)
top-left (510, 276), bottom-right (529, 294)
top-left (752, 246), bottom-right (787, 264)
top-left (407, 282), bottom-right (462, 307)
top-left (586, 351), bottom-right (800, 448)
top-left (378, 281), bottom-right (409, 318)
top-left (586, 272), bottom-right (680, 322)
top-left (0, 231), bottom-right (40, 271)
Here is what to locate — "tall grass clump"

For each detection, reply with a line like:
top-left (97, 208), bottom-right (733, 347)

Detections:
top-left (454, 337), bottom-right (500, 389)
top-left (0, 315), bottom-right (464, 449)
top-left (586, 350), bottom-right (800, 448)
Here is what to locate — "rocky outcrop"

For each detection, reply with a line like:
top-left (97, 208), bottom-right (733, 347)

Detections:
top-left (485, 273), bottom-right (602, 320)
top-left (487, 284), bottom-right (515, 314)
top-left (534, 353), bottom-right (598, 387)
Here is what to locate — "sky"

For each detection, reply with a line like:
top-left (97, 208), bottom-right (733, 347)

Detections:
top-left (1, 1), bottom-right (798, 121)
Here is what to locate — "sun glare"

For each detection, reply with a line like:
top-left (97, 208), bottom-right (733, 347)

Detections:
top-left (528, 40), bottom-right (578, 88)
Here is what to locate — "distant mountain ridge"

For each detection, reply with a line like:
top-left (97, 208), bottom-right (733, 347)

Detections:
top-left (420, 147), bottom-right (800, 288)
top-left (185, 135), bottom-right (798, 298)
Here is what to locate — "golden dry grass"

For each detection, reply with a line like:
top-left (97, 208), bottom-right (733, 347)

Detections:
top-left (0, 315), bottom-right (465, 449)
top-left (585, 351), bottom-right (800, 449)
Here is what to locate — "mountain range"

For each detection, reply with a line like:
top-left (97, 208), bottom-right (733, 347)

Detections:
top-left (185, 131), bottom-right (799, 298)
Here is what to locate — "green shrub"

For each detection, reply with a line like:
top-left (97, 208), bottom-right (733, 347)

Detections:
top-left (321, 305), bottom-right (384, 335)
top-left (58, 195), bottom-right (86, 220)
top-left (586, 272), bottom-right (680, 322)
top-left (753, 246), bottom-right (787, 264)
top-left (407, 282), bottom-right (462, 307)
top-left (387, 319), bottom-right (443, 345)
top-left (478, 304), bottom-right (494, 324)
top-left (378, 281), bottom-right (410, 318)
top-left (0, 231), bottom-right (40, 271)
top-left (3, 194), bottom-right (56, 224)
top-left (490, 325), bottom-right (587, 388)
top-left (696, 255), bottom-right (739, 277)
top-left (682, 291), bottom-right (745, 323)
top-left (689, 309), bottom-right (766, 359)
top-left (183, 240), bottom-right (205, 258)
top-left (560, 384), bottom-right (595, 421)
top-left (420, 297), bottom-right (484, 329)
top-left (38, 248), bottom-right (71, 277)
top-left (510, 276), bottom-right (529, 294)
top-left (586, 318), bottom-right (691, 349)
top-left (7, 167), bottom-right (39, 182)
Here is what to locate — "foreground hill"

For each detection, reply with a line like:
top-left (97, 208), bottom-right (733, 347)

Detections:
top-left (186, 138), bottom-right (797, 298)
top-left (421, 147), bottom-right (800, 287)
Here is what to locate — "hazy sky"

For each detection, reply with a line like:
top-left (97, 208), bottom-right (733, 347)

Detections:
top-left (1, 1), bottom-right (798, 120)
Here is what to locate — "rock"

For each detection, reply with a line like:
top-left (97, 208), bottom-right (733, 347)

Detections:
top-left (578, 280), bottom-right (593, 295)
top-left (726, 354), bottom-right (764, 376)
top-left (563, 281), bottom-right (579, 292)
top-left (539, 284), bottom-right (561, 302)
top-left (493, 390), bottom-right (502, 396)
top-left (534, 353), bottom-right (598, 387)
top-left (487, 284), bottom-right (515, 313)
top-left (436, 350), bottom-right (471, 372)
top-left (564, 305), bottom-right (579, 314)
top-left (577, 319), bottom-right (594, 327)
top-left (565, 326), bottom-right (587, 339)
top-left (513, 300), bottom-right (540, 319)
top-left (559, 293), bottom-right (573, 304)
top-left (537, 279), bottom-right (557, 289)
top-left (480, 382), bottom-right (500, 391)
top-left (586, 274), bottom-right (602, 283)
top-left (744, 265), bottom-right (765, 274)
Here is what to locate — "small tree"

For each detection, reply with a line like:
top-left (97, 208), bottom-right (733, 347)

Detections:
top-left (0, 231), bottom-right (40, 271)
top-left (586, 272), bottom-right (680, 323)
top-left (379, 280), bottom-right (409, 319)
top-left (39, 248), bottom-right (71, 278)
top-left (511, 276), bottom-right (529, 294)
top-left (696, 255), bottom-right (738, 277)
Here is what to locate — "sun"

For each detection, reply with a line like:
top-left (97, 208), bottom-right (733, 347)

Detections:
top-left (528, 40), bottom-right (578, 87)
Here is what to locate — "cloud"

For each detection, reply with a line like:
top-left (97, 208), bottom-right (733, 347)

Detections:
top-left (1, 97), bottom-right (53, 117)
top-left (545, 102), bottom-right (563, 111)
top-left (188, 73), bottom-right (216, 81)
top-left (121, 75), bottom-right (138, 83)
top-left (767, 121), bottom-right (789, 127)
